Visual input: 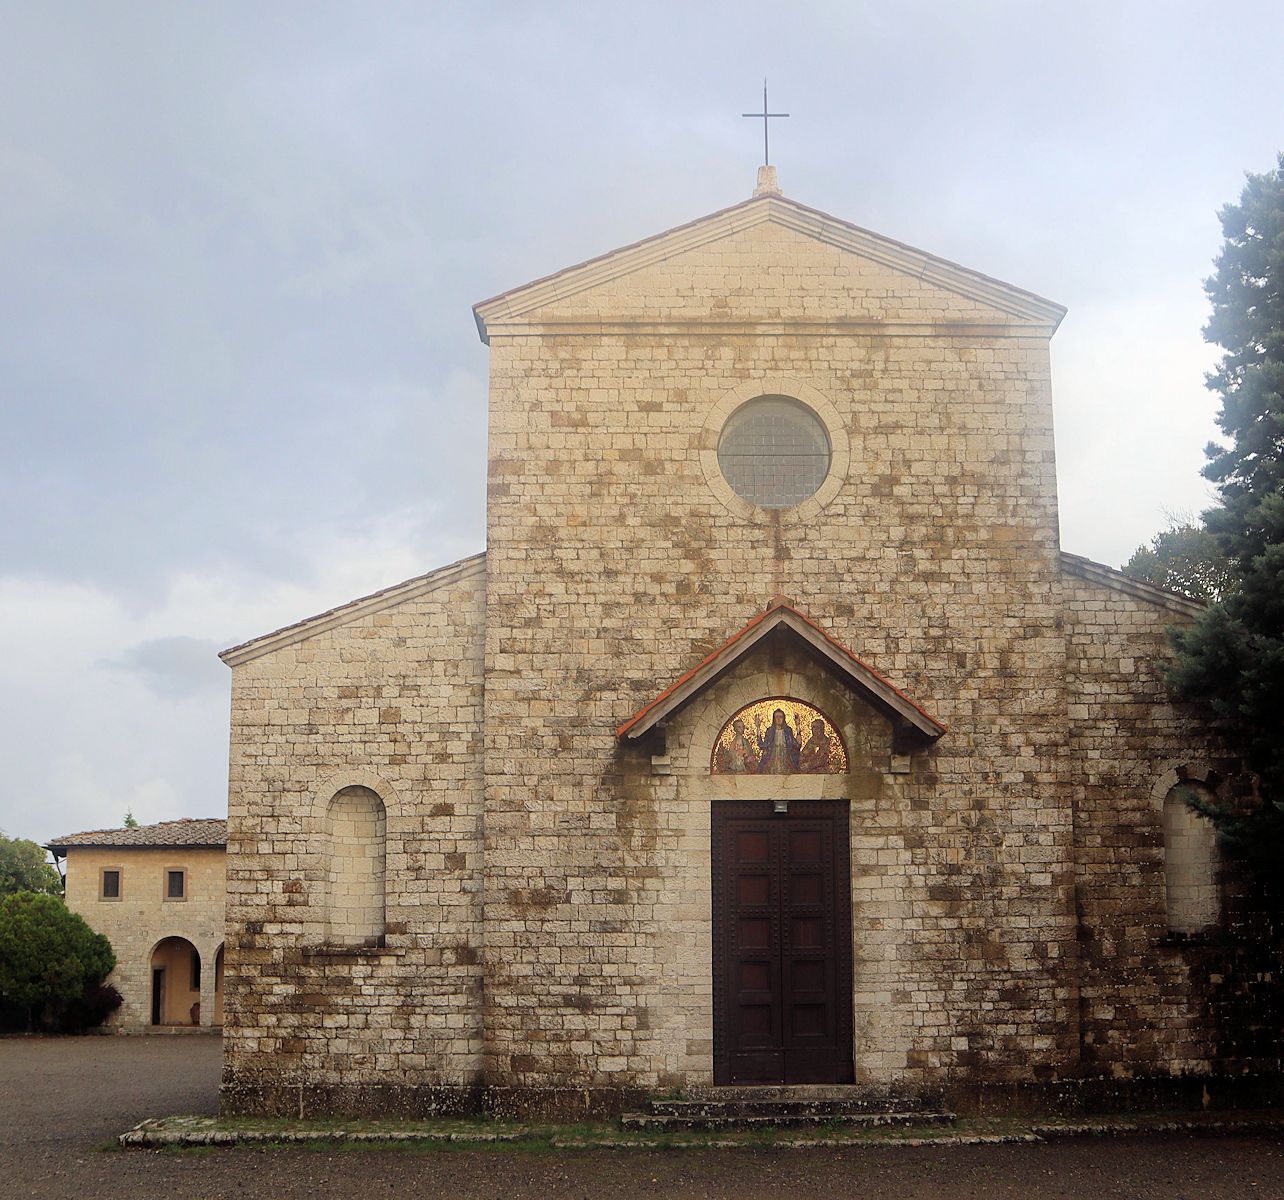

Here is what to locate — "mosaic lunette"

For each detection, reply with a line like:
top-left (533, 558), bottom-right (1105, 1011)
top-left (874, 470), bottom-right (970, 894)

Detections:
top-left (711, 698), bottom-right (849, 774)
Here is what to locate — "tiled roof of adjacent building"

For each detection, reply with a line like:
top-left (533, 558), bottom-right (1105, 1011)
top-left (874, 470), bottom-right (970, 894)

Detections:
top-left (45, 818), bottom-right (227, 854)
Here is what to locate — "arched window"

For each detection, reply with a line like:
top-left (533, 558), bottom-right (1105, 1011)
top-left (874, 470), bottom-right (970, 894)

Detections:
top-left (325, 785), bottom-right (387, 947)
top-left (1163, 783), bottom-right (1219, 934)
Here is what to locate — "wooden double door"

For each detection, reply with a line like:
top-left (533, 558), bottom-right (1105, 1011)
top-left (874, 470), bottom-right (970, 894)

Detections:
top-left (712, 800), bottom-right (854, 1085)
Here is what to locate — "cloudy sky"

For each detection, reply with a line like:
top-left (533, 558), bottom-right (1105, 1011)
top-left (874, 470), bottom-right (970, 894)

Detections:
top-left (3, 1), bottom-right (1282, 845)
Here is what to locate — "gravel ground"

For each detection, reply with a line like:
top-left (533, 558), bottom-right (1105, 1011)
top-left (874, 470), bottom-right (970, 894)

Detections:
top-left (5, 1035), bottom-right (1284, 1200)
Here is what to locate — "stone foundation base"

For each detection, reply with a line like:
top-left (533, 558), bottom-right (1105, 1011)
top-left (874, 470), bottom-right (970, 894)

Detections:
top-left (221, 1078), bottom-right (653, 1120)
top-left (221, 1073), bottom-right (1284, 1122)
top-left (220, 1078), bottom-right (483, 1120)
top-left (944, 1073), bottom-right (1284, 1117)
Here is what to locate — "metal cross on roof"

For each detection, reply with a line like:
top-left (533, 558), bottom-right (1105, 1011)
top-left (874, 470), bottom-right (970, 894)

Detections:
top-left (742, 80), bottom-right (789, 167)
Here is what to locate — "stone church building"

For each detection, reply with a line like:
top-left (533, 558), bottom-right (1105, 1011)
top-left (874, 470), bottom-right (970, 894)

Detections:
top-left (219, 169), bottom-right (1271, 1117)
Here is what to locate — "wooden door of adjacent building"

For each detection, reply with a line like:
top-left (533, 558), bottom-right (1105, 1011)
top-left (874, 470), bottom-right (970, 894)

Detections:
top-left (712, 800), bottom-right (853, 1085)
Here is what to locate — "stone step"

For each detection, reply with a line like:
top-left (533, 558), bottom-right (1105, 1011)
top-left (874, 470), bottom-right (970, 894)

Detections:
top-left (649, 1096), bottom-right (934, 1118)
top-left (620, 1109), bottom-right (956, 1132)
top-left (680, 1084), bottom-right (939, 1103)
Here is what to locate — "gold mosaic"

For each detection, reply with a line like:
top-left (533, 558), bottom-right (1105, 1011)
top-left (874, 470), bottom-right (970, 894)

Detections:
top-left (711, 698), bottom-right (848, 775)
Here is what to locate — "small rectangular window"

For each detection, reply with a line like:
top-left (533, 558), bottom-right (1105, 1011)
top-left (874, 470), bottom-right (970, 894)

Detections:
top-left (101, 869), bottom-right (121, 900)
top-left (191, 950), bottom-right (201, 991)
top-left (166, 869), bottom-right (186, 900)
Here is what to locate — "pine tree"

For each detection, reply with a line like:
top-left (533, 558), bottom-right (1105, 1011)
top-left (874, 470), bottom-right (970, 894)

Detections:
top-left (1169, 154), bottom-right (1284, 866)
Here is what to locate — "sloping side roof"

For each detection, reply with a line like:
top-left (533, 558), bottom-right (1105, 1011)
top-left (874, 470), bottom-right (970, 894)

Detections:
top-left (46, 818), bottom-right (227, 855)
top-left (1059, 551), bottom-right (1206, 619)
top-left (473, 192), bottom-right (1066, 341)
top-left (617, 602), bottom-right (946, 743)
top-left (220, 551), bottom-right (487, 668)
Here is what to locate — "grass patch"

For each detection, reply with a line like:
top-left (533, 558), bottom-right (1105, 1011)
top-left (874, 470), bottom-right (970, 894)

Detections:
top-left (123, 1105), bottom-right (1284, 1155)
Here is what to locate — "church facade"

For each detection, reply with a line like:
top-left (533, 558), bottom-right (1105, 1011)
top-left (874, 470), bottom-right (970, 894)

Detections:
top-left (219, 170), bottom-right (1272, 1118)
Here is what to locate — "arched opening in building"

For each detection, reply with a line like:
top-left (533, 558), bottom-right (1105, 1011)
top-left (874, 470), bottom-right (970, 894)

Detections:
top-left (150, 936), bottom-right (201, 1026)
top-left (1163, 782), bottom-right (1220, 933)
top-left (213, 944), bottom-right (225, 1027)
top-left (325, 785), bottom-right (387, 947)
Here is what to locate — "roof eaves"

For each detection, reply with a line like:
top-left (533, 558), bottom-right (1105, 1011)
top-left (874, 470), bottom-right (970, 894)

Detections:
top-left (44, 818), bottom-right (228, 854)
top-left (46, 840), bottom-right (226, 854)
top-left (220, 551), bottom-right (486, 667)
top-left (1059, 551), bottom-right (1206, 618)
top-left (617, 603), bottom-right (946, 743)
top-left (473, 192), bottom-right (1066, 341)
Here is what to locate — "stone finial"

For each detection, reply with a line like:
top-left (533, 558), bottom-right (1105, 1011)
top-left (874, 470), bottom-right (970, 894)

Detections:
top-left (754, 165), bottom-right (781, 197)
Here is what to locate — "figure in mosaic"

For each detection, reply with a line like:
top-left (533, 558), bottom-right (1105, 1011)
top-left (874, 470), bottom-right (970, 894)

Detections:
top-left (798, 718), bottom-right (835, 773)
top-left (711, 698), bottom-right (849, 775)
top-left (756, 707), bottom-right (801, 774)
top-left (715, 717), bottom-right (758, 774)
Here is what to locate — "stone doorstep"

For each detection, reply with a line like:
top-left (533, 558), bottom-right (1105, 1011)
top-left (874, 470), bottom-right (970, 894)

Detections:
top-left (627, 1084), bottom-right (953, 1128)
top-left (648, 1090), bottom-right (941, 1117)
top-left (118, 1112), bottom-right (1284, 1151)
top-left (620, 1111), bottom-right (957, 1131)
top-left (679, 1085), bottom-right (936, 1104)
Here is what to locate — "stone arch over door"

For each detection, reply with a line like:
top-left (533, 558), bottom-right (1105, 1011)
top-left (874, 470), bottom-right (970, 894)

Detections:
top-left (711, 696), bottom-right (850, 776)
top-left (149, 936), bottom-right (202, 1026)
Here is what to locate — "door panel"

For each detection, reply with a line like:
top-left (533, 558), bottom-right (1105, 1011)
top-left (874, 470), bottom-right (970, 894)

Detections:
top-left (712, 800), bottom-right (853, 1085)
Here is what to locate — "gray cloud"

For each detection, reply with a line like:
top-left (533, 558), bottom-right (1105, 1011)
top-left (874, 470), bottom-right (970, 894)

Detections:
top-left (2, 0), bottom-right (1283, 841)
top-left (103, 636), bottom-right (227, 699)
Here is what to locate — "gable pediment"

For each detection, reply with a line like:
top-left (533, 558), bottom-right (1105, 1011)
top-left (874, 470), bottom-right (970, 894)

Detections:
top-left (474, 193), bottom-right (1065, 341)
top-left (617, 603), bottom-right (946, 748)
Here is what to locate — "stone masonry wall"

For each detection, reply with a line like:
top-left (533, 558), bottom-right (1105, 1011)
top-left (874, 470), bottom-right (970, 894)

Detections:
top-left (481, 217), bottom-right (1079, 1103)
top-left (221, 558), bottom-right (486, 1114)
top-left (1061, 566), bottom-right (1281, 1079)
top-left (62, 845), bottom-right (225, 1028)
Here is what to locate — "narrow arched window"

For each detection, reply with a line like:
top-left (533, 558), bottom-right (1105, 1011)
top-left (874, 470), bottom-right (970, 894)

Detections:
top-left (325, 785), bottom-right (387, 947)
top-left (1163, 783), bottom-right (1218, 934)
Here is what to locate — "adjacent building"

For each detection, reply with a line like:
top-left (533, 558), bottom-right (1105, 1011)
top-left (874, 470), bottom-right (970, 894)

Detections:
top-left (46, 818), bottom-right (227, 1029)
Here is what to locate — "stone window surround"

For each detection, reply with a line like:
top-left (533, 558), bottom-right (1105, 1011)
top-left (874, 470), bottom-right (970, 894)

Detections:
top-left (716, 395), bottom-right (833, 509)
top-left (163, 866), bottom-right (187, 902)
top-left (99, 866), bottom-right (123, 902)
top-left (699, 376), bottom-right (850, 524)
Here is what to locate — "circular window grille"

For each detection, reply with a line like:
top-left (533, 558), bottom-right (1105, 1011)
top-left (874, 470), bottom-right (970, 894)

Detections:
top-left (716, 396), bottom-right (832, 509)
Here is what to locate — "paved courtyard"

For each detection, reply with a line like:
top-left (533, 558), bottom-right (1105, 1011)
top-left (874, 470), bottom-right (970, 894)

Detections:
top-left (4, 1035), bottom-right (1284, 1199)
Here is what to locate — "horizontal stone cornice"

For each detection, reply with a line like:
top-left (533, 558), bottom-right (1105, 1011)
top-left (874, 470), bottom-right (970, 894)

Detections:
top-left (483, 319), bottom-right (1059, 340)
top-left (474, 194), bottom-right (1066, 342)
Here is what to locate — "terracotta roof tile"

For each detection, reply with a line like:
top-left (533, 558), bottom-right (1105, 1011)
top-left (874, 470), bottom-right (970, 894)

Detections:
top-left (45, 818), bottom-right (226, 853)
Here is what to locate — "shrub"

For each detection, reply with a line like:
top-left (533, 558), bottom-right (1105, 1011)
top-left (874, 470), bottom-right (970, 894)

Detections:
top-left (0, 892), bottom-right (116, 1031)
